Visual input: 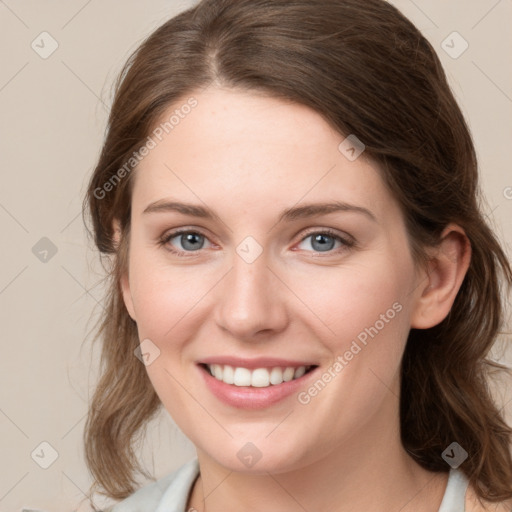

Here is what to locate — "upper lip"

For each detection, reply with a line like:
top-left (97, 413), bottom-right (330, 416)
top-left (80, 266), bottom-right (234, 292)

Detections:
top-left (198, 356), bottom-right (317, 370)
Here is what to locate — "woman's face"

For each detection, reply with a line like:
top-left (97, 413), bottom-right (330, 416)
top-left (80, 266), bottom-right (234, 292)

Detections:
top-left (120, 86), bottom-right (427, 473)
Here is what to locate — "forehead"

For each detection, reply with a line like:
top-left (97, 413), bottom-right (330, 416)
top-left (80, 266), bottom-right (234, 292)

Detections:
top-left (130, 87), bottom-right (397, 223)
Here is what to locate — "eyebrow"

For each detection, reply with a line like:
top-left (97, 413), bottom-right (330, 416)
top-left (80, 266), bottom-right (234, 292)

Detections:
top-left (143, 199), bottom-right (377, 223)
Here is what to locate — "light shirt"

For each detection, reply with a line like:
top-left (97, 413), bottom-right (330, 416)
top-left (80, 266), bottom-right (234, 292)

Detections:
top-left (109, 458), bottom-right (469, 512)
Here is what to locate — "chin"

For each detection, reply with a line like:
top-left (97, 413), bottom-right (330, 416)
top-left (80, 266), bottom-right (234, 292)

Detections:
top-left (199, 437), bottom-right (315, 475)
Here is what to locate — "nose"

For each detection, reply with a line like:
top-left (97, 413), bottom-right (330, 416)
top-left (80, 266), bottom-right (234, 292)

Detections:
top-left (214, 249), bottom-right (289, 340)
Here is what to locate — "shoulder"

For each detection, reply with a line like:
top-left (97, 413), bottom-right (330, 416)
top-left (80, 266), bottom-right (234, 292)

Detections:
top-left (465, 483), bottom-right (512, 512)
top-left (108, 472), bottom-right (177, 512)
top-left (108, 458), bottom-right (199, 512)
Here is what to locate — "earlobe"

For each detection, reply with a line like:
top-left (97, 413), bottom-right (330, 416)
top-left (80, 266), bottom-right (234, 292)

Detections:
top-left (120, 272), bottom-right (137, 322)
top-left (410, 224), bottom-right (471, 329)
top-left (112, 219), bottom-right (122, 251)
top-left (113, 218), bottom-right (137, 322)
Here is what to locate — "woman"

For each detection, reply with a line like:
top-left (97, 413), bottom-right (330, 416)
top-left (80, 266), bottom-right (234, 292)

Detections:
top-left (83, 0), bottom-right (512, 510)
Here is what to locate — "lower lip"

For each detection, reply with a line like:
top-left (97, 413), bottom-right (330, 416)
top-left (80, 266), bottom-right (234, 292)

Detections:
top-left (198, 365), bottom-right (318, 409)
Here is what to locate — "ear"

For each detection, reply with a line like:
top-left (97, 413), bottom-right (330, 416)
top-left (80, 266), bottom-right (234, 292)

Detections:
top-left (410, 224), bottom-right (471, 329)
top-left (113, 219), bottom-right (137, 322)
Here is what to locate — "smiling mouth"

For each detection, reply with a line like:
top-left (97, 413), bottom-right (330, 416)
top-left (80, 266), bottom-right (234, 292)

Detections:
top-left (199, 363), bottom-right (318, 387)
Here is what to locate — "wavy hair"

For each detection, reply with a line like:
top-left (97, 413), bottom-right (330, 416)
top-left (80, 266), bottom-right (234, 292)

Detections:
top-left (83, 0), bottom-right (512, 504)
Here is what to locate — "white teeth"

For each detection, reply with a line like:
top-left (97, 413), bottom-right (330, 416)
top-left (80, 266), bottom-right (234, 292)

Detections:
top-left (282, 367), bottom-right (295, 382)
top-left (233, 367), bottom-right (252, 386)
top-left (222, 365), bottom-right (234, 384)
top-left (212, 364), bottom-right (223, 380)
top-left (206, 364), bottom-right (311, 387)
top-left (251, 368), bottom-right (270, 387)
top-left (294, 366), bottom-right (306, 379)
top-left (269, 367), bottom-right (283, 385)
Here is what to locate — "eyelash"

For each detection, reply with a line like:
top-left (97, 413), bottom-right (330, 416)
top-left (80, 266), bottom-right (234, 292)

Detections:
top-left (158, 228), bottom-right (356, 257)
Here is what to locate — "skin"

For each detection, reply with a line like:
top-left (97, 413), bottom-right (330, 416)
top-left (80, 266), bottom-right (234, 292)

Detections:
top-left (117, 86), bottom-right (490, 511)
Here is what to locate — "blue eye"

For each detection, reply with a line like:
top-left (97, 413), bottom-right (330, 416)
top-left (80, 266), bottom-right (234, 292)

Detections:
top-left (159, 228), bottom-right (354, 257)
top-left (298, 230), bottom-right (352, 253)
top-left (161, 230), bottom-right (211, 255)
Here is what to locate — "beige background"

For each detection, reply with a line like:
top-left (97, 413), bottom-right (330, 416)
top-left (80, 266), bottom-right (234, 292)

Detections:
top-left (0, 1), bottom-right (511, 510)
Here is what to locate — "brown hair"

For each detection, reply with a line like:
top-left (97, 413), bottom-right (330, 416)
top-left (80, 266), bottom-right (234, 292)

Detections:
top-left (83, 0), bottom-right (512, 504)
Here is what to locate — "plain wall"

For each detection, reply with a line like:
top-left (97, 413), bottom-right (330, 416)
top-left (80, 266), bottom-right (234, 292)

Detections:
top-left (0, 1), bottom-right (510, 510)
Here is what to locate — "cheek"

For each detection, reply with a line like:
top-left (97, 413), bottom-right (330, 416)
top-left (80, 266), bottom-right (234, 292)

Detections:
top-left (127, 257), bottom-right (204, 409)
top-left (128, 229), bottom-right (416, 359)
top-left (128, 250), bottom-right (202, 339)
top-left (295, 255), bottom-right (412, 347)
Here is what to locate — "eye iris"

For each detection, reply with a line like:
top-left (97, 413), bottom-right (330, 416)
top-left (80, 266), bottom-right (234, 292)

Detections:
top-left (181, 232), bottom-right (203, 251)
top-left (172, 232), bottom-right (340, 252)
top-left (312, 233), bottom-right (335, 252)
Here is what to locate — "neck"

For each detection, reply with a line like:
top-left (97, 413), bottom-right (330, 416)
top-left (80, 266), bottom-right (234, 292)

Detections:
top-left (188, 393), bottom-right (448, 512)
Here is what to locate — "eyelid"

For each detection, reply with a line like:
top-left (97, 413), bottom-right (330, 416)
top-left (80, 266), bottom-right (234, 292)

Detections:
top-left (299, 227), bottom-right (355, 245)
top-left (159, 226), bottom-right (356, 256)
top-left (159, 227), bottom-right (215, 256)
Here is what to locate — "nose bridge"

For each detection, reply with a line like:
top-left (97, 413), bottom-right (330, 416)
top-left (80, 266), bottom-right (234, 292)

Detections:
top-left (214, 243), bottom-right (287, 337)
